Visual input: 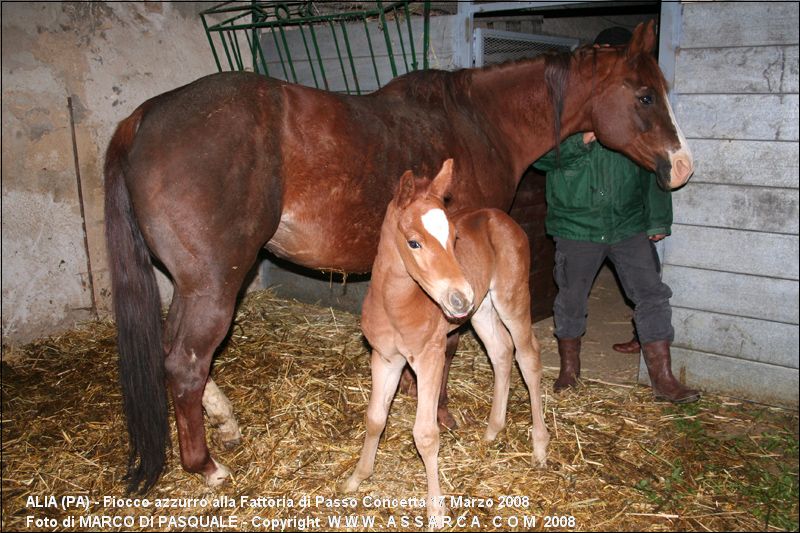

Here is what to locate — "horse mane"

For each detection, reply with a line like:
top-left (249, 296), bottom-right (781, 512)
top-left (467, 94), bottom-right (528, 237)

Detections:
top-left (379, 68), bottom-right (474, 106)
top-left (543, 50), bottom-right (573, 163)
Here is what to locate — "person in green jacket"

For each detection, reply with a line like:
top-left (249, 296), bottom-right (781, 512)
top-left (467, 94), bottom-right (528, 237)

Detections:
top-left (536, 129), bottom-right (699, 403)
top-left (533, 26), bottom-right (699, 404)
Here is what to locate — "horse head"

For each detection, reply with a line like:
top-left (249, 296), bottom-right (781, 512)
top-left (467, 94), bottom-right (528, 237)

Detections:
top-left (390, 159), bottom-right (474, 320)
top-left (589, 20), bottom-right (694, 190)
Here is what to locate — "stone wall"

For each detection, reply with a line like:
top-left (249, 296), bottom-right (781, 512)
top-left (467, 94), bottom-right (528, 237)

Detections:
top-left (2, 2), bottom-right (224, 343)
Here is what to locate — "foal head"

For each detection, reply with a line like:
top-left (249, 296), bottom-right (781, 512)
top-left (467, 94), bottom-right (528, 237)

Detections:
top-left (389, 159), bottom-right (474, 320)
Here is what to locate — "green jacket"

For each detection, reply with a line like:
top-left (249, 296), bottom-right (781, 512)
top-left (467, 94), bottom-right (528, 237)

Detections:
top-left (534, 133), bottom-right (672, 244)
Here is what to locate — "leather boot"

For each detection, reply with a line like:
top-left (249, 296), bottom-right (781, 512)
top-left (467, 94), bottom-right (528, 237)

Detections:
top-left (641, 340), bottom-right (700, 403)
top-left (554, 337), bottom-right (581, 392)
top-left (612, 336), bottom-right (641, 354)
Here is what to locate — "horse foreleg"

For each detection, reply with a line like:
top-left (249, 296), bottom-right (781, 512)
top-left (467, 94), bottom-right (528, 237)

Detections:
top-left (165, 292), bottom-right (237, 488)
top-left (203, 378), bottom-right (242, 450)
top-left (410, 350), bottom-right (447, 527)
top-left (398, 333), bottom-right (458, 431)
top-left (470, 298), bottom-right (513, 441)
top-left (340, 350), bottom-right (405, 493)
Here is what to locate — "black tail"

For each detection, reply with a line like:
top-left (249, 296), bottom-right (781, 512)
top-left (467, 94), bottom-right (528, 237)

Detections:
top-left (104, 105), bottom-right (169, 493)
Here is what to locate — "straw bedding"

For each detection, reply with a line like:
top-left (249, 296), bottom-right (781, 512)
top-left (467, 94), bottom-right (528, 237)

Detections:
top-left (2, 289), bottom-right (797, 531)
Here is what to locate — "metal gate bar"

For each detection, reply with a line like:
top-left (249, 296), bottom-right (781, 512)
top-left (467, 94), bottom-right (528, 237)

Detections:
top-left (201, 1), bottom-right (431, 94)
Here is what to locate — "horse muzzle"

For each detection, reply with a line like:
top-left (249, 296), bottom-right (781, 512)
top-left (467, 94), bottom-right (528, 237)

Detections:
top-left (671, 153), bottom-right (693, 186)
top-left (442, 288), bottom-right (474, 321)
top-left (657, 149), bottom-right (694, 190)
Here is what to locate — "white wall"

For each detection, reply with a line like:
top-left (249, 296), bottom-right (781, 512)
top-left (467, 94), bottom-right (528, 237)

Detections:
top-left (652, 2), bottom-right (799, 406)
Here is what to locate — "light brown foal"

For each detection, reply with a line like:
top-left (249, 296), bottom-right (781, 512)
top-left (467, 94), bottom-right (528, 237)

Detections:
top-left (341, 160), bottom-right (549, 524)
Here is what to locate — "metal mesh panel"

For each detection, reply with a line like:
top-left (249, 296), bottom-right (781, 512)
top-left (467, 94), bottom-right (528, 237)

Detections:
top-left (483, 36), bottom-right (570, 64)
top-left (473, 28), bottom-right (579, 67)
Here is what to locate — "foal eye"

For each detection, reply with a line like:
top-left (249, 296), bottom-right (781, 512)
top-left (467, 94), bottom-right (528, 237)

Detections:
top-left (407, 240), bottom-right (421, 249)
top-left (639, 94), bottom-right (654, 105)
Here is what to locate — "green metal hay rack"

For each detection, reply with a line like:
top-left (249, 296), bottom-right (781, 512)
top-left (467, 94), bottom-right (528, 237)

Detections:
top-left (201, 1), bottom-right (431, 94)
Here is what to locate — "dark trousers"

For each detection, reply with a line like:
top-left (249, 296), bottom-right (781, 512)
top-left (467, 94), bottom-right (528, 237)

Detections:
top-left (552, 233), bottom-right (674, 344)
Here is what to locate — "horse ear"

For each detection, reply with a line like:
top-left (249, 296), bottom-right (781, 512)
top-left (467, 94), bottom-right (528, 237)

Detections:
top-left (395, 170), bottom-right (417, 208)
top-left (626, 20), bottom-right (657, 59)
top-left (429, 158), bottom-right (454, 201)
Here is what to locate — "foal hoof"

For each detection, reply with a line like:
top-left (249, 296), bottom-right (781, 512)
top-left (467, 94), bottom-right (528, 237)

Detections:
top-left (532, 429), bottom-right (550, 469)
top-left (483, 424), bottom-right (503, 442)
top-left (532, 448), bottom-right (548, 469)
top-left (204, 460), bottom-right (231, 488)
top-left (338, 474), bottom-right (362, 494)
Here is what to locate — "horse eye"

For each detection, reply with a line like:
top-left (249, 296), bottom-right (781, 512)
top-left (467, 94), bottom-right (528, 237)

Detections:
top-left (639, 94), bottom-right (654, 105)
top-left (407, 240), bottom-right (421, 249)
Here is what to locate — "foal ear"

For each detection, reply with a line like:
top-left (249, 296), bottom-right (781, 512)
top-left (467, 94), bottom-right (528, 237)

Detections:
top-left (395, 170), bottom-right (417, 208)
top-left (626, 20), bottom-right (657, 59)
top-left (429, 158), bottom-right (454, 201)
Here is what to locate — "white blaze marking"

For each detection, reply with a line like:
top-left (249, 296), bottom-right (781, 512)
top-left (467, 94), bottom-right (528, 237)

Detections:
top-left (421, 208), bottom-right (449, 248)
top-left (664, 91), bottom-right (691, 159)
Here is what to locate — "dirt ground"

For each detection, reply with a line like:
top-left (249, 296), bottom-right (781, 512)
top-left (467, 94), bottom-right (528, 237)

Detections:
top-left (536, 263), bottom-right (640, 386)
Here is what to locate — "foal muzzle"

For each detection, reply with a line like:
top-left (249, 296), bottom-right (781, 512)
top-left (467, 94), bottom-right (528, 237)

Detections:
top-left (443, 288), bottom-right (474, 320)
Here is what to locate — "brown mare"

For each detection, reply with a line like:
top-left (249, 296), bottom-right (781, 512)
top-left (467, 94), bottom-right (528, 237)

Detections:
top-left (104, 21), bottom-right (692, 492)
top-left (341, 160), bottom-right (549, 524)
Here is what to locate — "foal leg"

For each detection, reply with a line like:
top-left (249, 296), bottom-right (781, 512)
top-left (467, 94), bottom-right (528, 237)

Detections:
top-left (409, 350), bottom-right (447, 525)
top-left (470, 298), bottom-right (514, 441)
top-left (203, 378), bottom-right (242, 450)
top-left (340, 350), bottom-right (406, 493)
top-left (437, 332), bottom-right (459, 430)
top-left (494, 296), bottom-right (549, 468)
top-left (398, 331), bottom-right (459, 430)
top-left (165, 289), bottom-right (239, 487)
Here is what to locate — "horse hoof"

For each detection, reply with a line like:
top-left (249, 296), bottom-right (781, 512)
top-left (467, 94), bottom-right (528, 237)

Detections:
top-left (214, 421), bottom-right (243, 450)
top-left (532, 432), bottom-right (549, 468)
top-left (214, 432), bottom-right (242, 451)
top-left (437, 409), bottom-right (458, 431)
top-left (483, 428), bottom-right (499, 442)
top-left (532, 452), bottom-right (548, 469)
top-left (338, 474), bottom-right (361, 494)
top-left (205, 460), bottom-right (231, 488)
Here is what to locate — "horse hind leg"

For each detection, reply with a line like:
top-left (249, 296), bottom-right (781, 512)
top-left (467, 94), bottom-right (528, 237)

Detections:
top-left (203, 378), bottom-right (242, 450)
top-left (165, 295), bottom-right (242, 452)
top-left (165, 288), bottom-right (240, 487)
top-left (470, 298), bottom-right (514, 442)
top-left (491, 292), bottom-right (549, 468)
